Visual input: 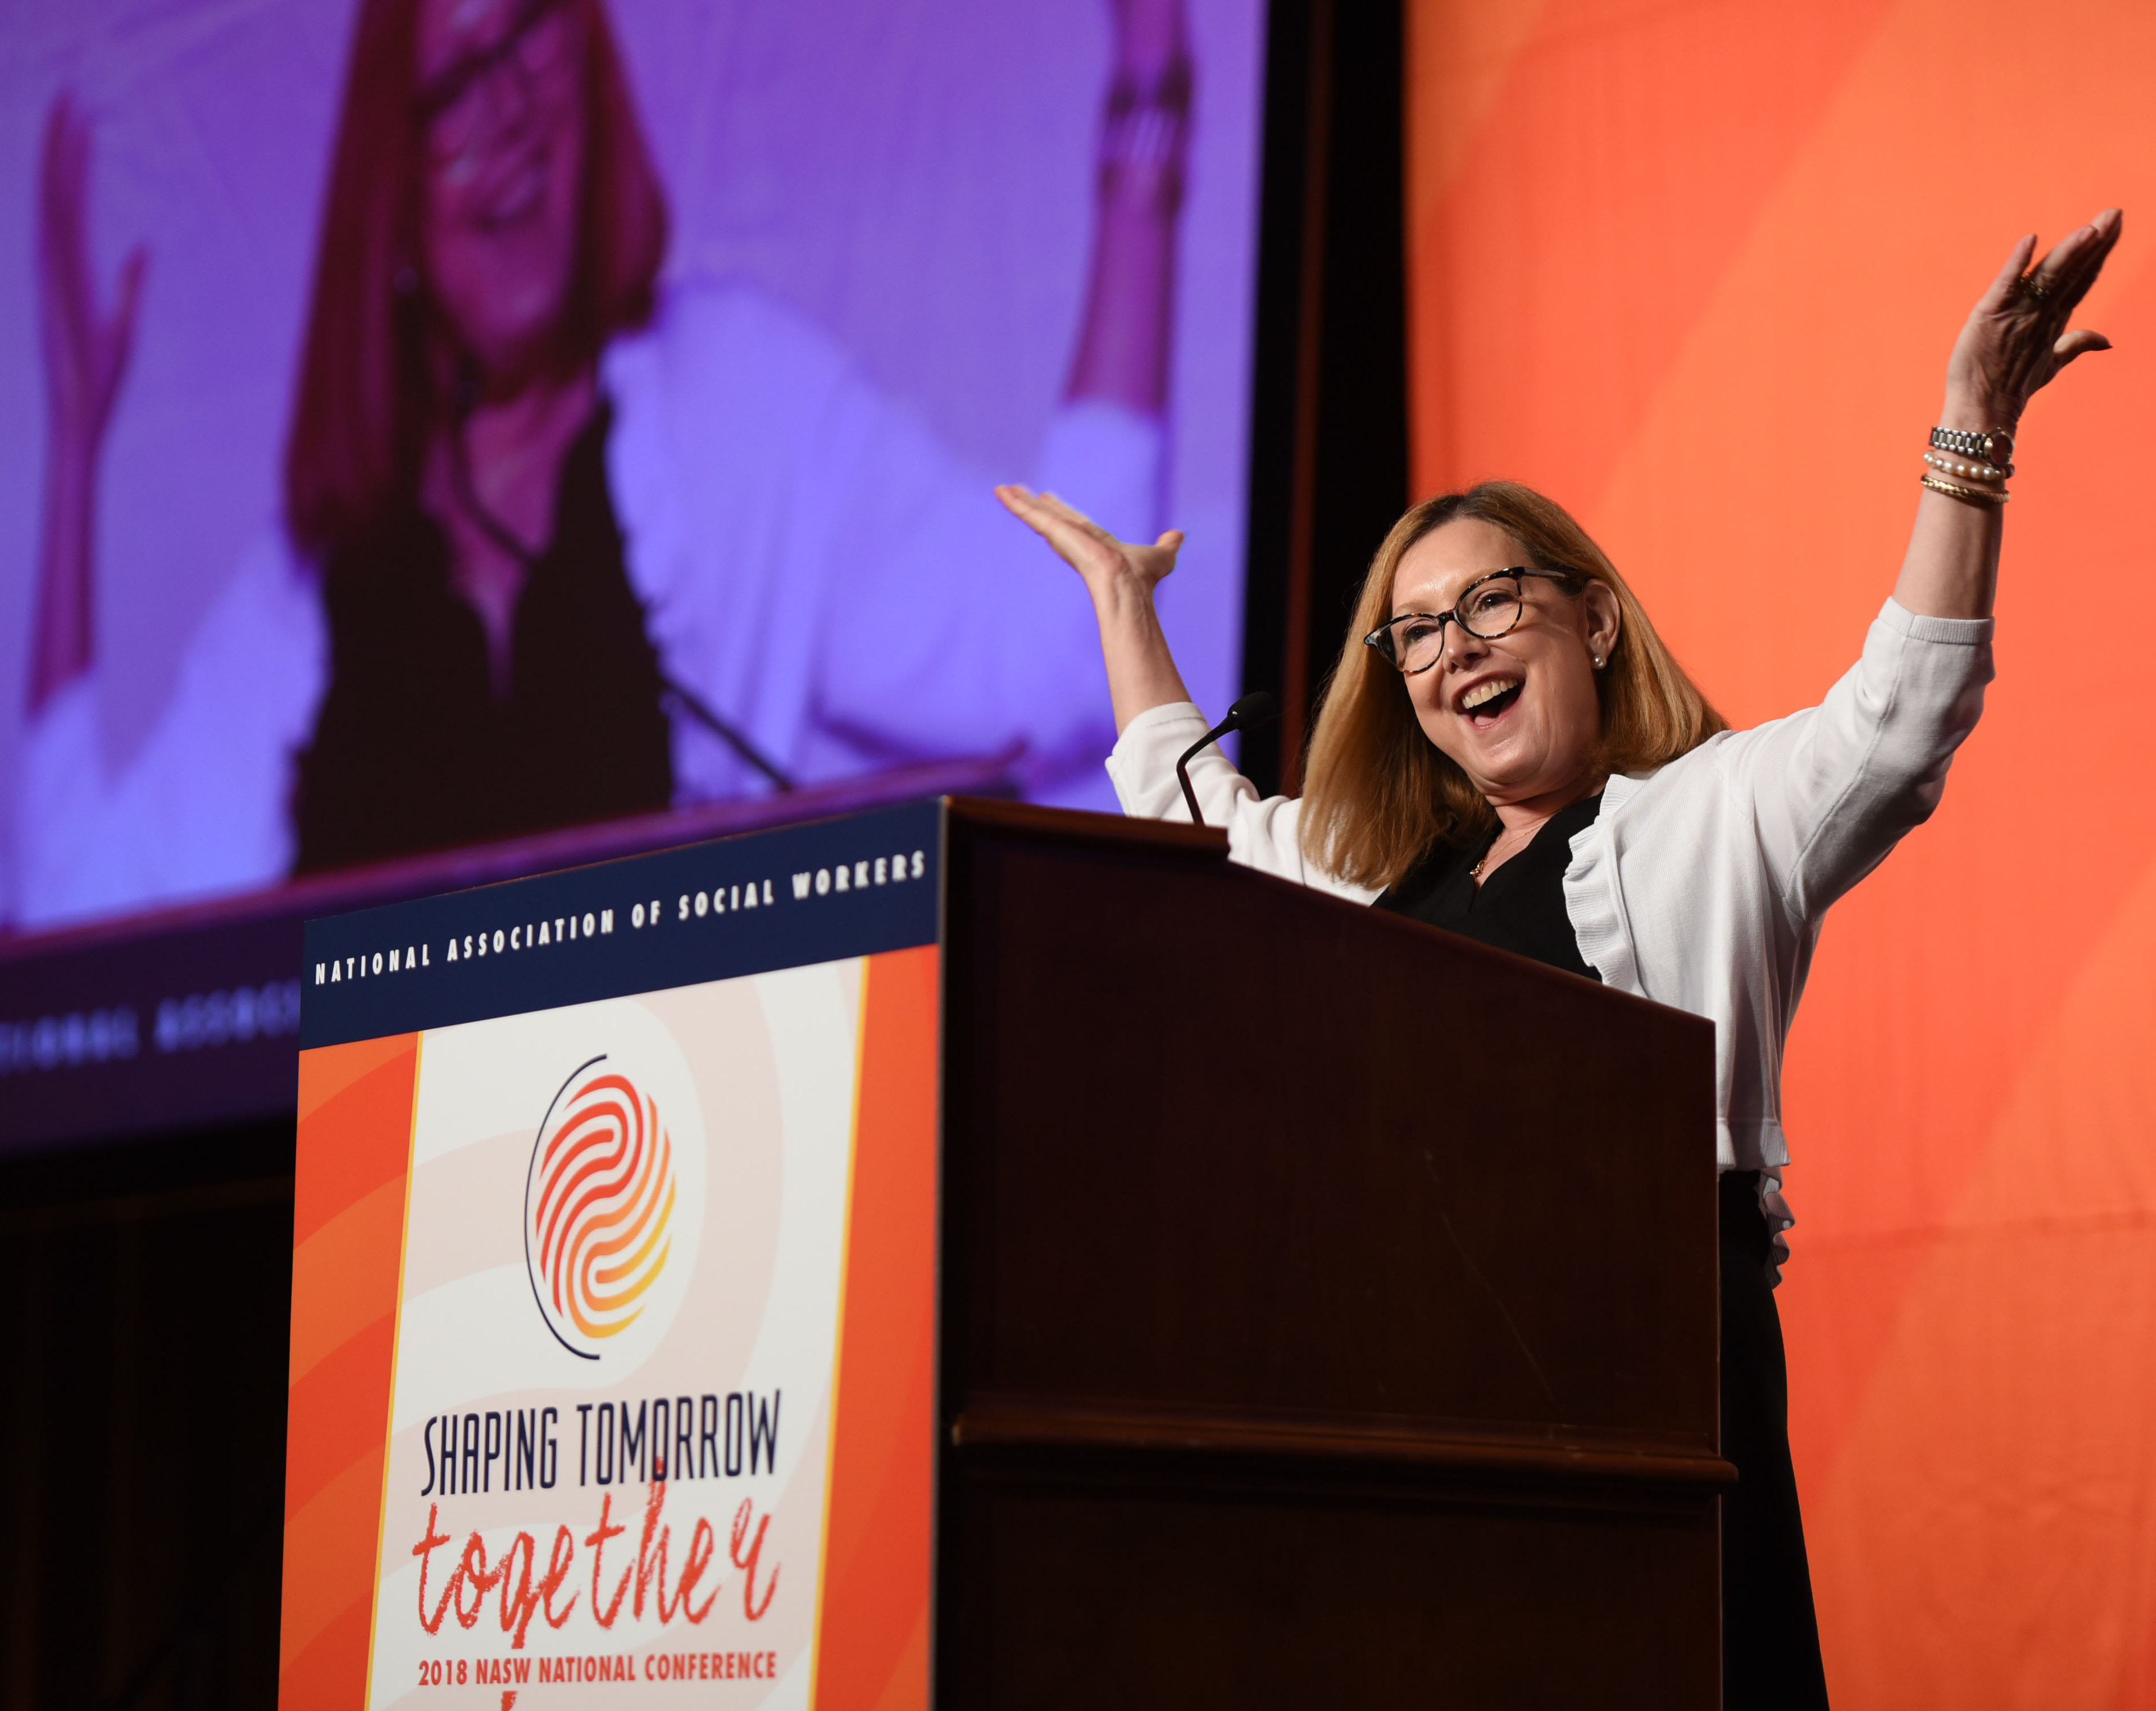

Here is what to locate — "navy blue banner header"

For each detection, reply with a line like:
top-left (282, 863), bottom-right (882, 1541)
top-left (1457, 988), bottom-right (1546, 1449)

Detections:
top-left (301, 800), bottom-right (944, 1048)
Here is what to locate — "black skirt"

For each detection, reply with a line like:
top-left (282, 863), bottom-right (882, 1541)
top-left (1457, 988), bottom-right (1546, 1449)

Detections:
top-left (1720, 1170), bottom-right (1831, 1709)
top-left (1381, 813), bottom-right (1832, 1704)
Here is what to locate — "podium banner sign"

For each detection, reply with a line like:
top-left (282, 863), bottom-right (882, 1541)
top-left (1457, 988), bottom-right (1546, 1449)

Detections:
top-left (280, 803), bottom-right (942, 1709)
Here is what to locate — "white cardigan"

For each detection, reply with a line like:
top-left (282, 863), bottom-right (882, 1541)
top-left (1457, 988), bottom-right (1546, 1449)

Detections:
top-left (1105, 598), bottom-right (1994, 1176)
top-left (15, 278), bottom-right (1158, 929)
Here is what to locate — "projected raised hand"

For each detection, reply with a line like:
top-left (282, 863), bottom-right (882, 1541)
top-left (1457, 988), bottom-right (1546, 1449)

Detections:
top-left (1065, 0), bottom-right (1192, 419)
top-left (31, 92), bottom-right (147, 713)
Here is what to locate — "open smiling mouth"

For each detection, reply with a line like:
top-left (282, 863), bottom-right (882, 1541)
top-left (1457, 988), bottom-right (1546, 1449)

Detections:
top-left (1461, 679), bottom-right (1523, 726)
top-left (479, 160), bottom-right (546, 230)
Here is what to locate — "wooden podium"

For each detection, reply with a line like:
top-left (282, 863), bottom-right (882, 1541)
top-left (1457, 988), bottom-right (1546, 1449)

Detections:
top-left (933, 800), bottom-right (1727, 1707)
top-left (283, 791), bottom-right (1722, 1708)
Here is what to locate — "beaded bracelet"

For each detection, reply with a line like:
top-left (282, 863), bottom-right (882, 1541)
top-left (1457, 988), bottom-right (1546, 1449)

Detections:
top-left (1923, 449), bottom-right (2012, 483)
top-left (1920, 474), bottom-right (2010, 506)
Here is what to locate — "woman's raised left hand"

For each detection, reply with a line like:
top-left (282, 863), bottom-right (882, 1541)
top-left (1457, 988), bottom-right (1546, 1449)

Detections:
top-left (1944, 209), bottom-right (2121, 431)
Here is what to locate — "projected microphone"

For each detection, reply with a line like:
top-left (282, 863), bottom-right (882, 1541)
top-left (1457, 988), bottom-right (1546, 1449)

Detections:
top-left (447, 362), bottom-right (796, 792)
top-left (1175, 692), bottom-right (1278, 829)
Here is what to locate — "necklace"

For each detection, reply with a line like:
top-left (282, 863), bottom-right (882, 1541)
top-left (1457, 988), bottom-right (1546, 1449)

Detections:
top-left (1471, 783), bottom-right (1608, 885)
top-left (1470, 820), bottom-right (1532, 884)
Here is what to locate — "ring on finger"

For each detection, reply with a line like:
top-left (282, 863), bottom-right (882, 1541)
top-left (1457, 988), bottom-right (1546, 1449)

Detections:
top-left (2019, 271), bottom-right (2052, 302)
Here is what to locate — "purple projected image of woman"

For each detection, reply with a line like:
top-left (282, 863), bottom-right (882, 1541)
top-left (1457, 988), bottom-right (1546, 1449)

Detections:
top-left (20, 0), bottom-right (1191, 924)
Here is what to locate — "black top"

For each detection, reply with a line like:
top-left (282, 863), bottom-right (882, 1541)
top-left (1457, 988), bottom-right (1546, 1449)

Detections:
top-left (293, 403), bottom-right (674, 873)
top-left (1374, 791), bottom-right (1604, 982)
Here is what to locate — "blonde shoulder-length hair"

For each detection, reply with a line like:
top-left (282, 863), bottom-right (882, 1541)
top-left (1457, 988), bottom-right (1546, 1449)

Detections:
top-left (1300, 481), bottom-right (1727, 891)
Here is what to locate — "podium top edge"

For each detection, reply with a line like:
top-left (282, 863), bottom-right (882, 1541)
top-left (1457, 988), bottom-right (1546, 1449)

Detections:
top-left (944, 795), bottom-right (1229, 858)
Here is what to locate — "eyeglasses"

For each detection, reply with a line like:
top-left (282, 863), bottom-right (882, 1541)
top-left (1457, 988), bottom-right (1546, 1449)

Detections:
top-left (1362, 568), bottom-right (1581, 676)
top-left (412, 0), bottom-right (576, 157)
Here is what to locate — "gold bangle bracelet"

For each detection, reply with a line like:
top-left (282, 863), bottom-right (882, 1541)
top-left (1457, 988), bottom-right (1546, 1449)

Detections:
top-left (1920, 474), bottom-right (2010, 506)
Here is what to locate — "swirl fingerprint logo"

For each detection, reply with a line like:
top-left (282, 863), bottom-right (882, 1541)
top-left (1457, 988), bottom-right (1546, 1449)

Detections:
top-left (524, 1055), bottom-right (679, 1361)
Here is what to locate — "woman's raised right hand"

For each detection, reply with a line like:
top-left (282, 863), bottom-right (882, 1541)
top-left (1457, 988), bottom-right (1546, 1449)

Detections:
top-left (996, 484), bottom-right (1196, 731)
top-left (38, 93), bottom-right (146, 462)
top-left (994, 485), bottom-right (1184, 611)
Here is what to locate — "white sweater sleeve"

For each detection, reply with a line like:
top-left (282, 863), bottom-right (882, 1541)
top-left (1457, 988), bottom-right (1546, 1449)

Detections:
top-left (1104, 701), bottom-right (1379, 902)
top-left (605, 283), bottom-right (1163, 800)
top-left (1733, 597), bottom-right (1994, 924)
top-left (14, 532), bottom-right (326, 928)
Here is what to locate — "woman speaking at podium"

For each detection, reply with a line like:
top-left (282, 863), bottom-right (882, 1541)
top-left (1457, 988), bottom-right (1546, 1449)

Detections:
top-left (1001, 209), bottom-right (2121, 1708)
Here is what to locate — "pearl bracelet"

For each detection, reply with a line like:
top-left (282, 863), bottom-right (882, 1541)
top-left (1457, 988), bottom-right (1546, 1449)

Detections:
top-left (1920, 474), bottom-right (2010, 506)
top-left (1923, 449), bottom-right (2011, 483)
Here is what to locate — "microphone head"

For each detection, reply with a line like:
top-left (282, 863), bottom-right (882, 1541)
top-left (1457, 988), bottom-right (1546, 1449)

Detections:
top-left (1227, 691), bottom-right (1278, 730)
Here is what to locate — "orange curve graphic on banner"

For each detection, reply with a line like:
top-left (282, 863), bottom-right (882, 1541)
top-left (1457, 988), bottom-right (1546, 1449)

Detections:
top-left (813, 944), bottom-right (939, 1711)
top-left (280, 1034), bottom-right (422, 1711)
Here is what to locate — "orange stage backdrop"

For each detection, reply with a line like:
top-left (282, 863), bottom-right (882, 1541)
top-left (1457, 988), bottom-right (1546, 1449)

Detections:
top-left (1405, 1), bottom-right (2155, 1701)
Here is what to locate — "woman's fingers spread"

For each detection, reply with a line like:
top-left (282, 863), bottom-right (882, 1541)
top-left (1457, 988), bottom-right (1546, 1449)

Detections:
top-left (42, 94), bottom-right (83, 193)
top-left (91, 249), bottom-right (148, 407)
top-left (2036, 222), bottom-right (2093, 278)
top-left (997, 483), bottom-right (1190, 593)
top-left (2048, 212), bottom-right (2119, 288)
top-left (2050, 213), bottom-right (2124, 319)
top-left (996, 489), bottom-right (1097, 557)
top-left (1033, 490), bottom-right (1101, 531)
top-left (998, 485), bottom-right (1084, 538)
top-left (39, 96), bottom-right (98, 330)
top-left (1035, 493), bottom-right (1130, 557)
top-left (1981, 233), bottom-right (2037, 310)
top-left (2070, 207), bottom-right (2122, 264)
top-left (41, 111), bottom-right (77, 243)
top-left (993, 485), bottom-right (1051, 531)
top-left (2054, 327), bottom-right (2113, 366)
top-left (2076, 209), bottom-right (2124, 280)
top-left (996, 485), bottom-right (1118, 573)
top-left (2051, 222), bottom-right (2107, 292)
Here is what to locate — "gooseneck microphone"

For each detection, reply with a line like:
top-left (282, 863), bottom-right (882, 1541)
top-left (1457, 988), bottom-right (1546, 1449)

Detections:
top-left (1175, 691), bottom-right (1278, 828)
